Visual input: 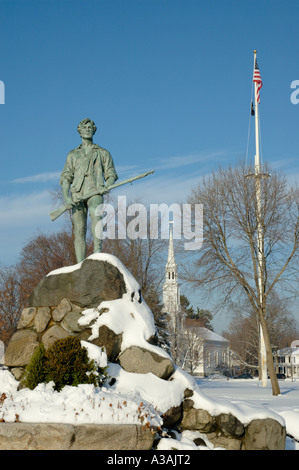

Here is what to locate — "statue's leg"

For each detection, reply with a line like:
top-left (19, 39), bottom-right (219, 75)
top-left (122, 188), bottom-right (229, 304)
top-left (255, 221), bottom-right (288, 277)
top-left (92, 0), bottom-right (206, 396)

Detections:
top-left (88, 194), bottom-right (104, 253)
top-left (72, 202), bottom-right (88, 262)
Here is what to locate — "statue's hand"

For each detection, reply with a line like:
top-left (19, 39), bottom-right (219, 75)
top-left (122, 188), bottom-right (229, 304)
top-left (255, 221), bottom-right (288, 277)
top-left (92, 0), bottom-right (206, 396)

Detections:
top-left (105, 177), bottom-right (115, 187)
top-left (64, 196), bottom-right (74, 209)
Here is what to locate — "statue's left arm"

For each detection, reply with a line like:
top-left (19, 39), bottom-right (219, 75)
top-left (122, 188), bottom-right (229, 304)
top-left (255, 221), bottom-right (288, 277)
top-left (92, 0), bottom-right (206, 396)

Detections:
top-left (101, 149), bottom-right (118, 187)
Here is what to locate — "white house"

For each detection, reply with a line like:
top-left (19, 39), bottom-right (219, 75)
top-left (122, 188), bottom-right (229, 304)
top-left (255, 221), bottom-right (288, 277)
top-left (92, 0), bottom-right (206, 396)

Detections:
top-left (275, 341), bottom-right (299, 378)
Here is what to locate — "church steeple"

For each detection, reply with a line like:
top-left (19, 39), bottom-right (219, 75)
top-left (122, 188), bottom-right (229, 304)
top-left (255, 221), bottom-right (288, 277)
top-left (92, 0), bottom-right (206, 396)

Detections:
top-left (162, 221), bottom-right (180, 323)
top-left (165, 221), bottom-right (178, 282)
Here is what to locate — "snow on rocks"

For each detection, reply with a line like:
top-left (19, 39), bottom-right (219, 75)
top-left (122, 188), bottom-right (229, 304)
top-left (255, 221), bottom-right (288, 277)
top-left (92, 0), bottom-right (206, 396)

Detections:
top-left (0, 254), bottom-right (291, 450)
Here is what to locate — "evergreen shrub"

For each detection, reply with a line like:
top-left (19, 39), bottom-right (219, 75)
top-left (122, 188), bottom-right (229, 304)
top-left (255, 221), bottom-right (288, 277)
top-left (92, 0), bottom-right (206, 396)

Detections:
top-left (23, 336), bottom-right (107, 391)
top-left (22, 342), bottom-right (47, 390)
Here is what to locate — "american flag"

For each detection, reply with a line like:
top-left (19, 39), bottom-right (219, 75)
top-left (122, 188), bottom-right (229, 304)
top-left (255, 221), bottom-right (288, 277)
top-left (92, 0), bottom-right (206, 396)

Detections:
top-left (253, 59), bottom-right (263, 104)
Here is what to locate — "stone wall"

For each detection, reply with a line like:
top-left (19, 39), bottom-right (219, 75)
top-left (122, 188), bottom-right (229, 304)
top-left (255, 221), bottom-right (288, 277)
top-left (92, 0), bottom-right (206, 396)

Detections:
top-left (0, 408), bottom-right (286, 450)
top-left (0, 423), bottom-right (155, 450)
top-left (5, 300), bottom-right (100, 379)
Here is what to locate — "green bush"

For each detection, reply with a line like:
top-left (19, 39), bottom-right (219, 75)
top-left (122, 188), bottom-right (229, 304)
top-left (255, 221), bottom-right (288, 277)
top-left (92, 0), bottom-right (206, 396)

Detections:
top-left (23, 337), bottom-right (108, 391)
top-left (22, 342), bottom-right (47, 390)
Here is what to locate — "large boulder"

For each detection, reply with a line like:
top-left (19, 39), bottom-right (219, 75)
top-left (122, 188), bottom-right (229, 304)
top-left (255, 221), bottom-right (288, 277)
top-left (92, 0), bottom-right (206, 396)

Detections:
top-left (119, 345), bottom-right (174, 380)
top-left (4, 330), bottom-right (39, 367)
top-left (0, 423), bottom-right (155, 450)
top-left (92, 325), bottom-right (122, 362)
top-left (41, 325), bottom-right (69, 349)
top-left (28, 257), bottom-right (127, 308)
top-left (180, 400), bottom-right (217, 433)
top-left (244, 418), bottom-right (286, 450)
top-left (216, 413), bottom-right (245, 438)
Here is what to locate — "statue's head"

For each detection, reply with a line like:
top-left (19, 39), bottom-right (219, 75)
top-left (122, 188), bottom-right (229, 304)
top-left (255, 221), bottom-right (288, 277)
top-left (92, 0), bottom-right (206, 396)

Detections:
top-left (77, 118), bottom-right (97, 137)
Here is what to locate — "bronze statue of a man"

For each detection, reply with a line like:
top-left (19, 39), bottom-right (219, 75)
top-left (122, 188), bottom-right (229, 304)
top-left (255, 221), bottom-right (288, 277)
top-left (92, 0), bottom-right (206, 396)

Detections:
top-left (60, 118), bottom-right (118, 262)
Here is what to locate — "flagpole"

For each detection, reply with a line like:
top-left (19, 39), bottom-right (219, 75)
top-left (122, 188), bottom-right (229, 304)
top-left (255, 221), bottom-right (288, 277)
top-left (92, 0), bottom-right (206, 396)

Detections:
top-left (253, 50), bottom-right (268, 387)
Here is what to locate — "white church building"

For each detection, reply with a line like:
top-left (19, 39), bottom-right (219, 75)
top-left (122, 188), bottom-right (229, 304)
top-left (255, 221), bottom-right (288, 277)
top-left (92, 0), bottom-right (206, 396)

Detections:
top-left (162, 222), bottom-right (230, 377)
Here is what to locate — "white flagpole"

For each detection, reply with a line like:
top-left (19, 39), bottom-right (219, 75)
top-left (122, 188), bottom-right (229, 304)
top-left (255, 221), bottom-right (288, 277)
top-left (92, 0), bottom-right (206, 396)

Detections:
top-left (253, 50), bottom-right (268, 387)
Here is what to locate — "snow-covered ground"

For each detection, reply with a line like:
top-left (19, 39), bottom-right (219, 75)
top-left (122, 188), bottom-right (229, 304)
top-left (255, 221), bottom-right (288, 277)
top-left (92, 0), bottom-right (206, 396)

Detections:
top-left (196, 375), bottom-right (299, 450)
top-left (0, 367), bottom-right (298, 450)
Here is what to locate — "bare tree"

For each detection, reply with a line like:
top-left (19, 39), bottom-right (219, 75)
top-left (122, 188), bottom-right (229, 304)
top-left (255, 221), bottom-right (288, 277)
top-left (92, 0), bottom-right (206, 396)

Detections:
top-left (102, 194), bottom-right (168, 308)
top-left (0, 265), bottom-right (23, 344)
top-left (166, 309), bottom-right (186, 366)
top-left (181, 321), bottom-right (206, 375)
top-left (223, 313), bottom-right (260, 370)
top-left (223, 293), bottom-right (298, 369)
top-left (184, 163), bottom-right (299, 395)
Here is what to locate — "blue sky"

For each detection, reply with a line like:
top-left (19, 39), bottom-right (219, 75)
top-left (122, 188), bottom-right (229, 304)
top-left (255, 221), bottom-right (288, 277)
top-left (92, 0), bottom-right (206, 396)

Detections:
top-left (0, 0), bottom-right (299, 330)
